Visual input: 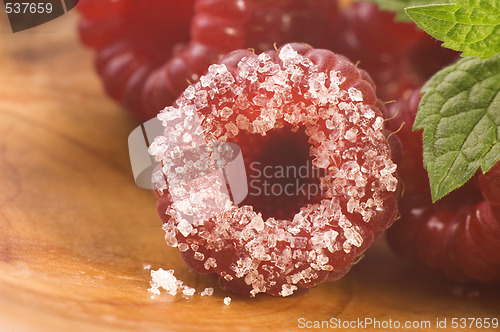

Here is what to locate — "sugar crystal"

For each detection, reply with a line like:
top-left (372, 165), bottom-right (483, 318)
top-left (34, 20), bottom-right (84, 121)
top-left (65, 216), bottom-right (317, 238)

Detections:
top-left (204, 257), bottom-right (217, 270)
top-left (348, 87), bottom-right (363, 102)
top-left (177, 218), bottom-right (195, 236)
top-left (182, 286), bottom-right (196, 296)
top-left (178, 243), bottom-right (189, 252)
top-left (200, 287), bottom-right (214, 296)
top-left (149, 268), bottom-right (182, 296)
top-left (279, 284), bottom-right (298, 297)
top-left (194, 252), bottom-right (205, 261)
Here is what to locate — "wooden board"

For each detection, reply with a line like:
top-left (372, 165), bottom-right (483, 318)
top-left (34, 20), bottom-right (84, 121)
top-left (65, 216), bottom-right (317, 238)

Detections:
top-left (0, 11), bottom-right (499, 332)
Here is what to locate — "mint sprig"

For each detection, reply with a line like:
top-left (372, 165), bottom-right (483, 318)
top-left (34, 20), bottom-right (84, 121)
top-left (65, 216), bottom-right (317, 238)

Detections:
top-left (363, 0), bottom-right (449, 22)
top-left (405, 0), bottom-right (500, 59)
top-left (414, 54), bottom-right (500, 202)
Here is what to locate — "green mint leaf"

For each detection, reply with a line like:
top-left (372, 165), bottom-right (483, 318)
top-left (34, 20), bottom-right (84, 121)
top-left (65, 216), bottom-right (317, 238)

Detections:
top-left (414, 54), bottom-right (500, 202)
top-left (405, 0), bottom-right (500, 58)
top-left (361, 0), bottom-right (449, 22)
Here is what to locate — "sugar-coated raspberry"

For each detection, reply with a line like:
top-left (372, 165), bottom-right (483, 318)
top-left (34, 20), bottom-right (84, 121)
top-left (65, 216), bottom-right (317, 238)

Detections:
top-left (150, 43), bottom-right (399, 297)
top-left (77, 0), bottom-right (340, 121)
top-left (385, 89), bottom-right (500, 283)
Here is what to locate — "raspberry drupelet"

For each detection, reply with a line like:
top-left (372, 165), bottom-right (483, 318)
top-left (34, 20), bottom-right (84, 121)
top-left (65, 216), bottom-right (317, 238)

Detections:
top-left (149, 43), bottom-right (399, 297)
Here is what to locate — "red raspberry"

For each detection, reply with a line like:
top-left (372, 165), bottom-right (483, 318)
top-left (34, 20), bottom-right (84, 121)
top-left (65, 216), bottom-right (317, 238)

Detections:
top-left (77, 0), bottom-right (196, 120)
top-left (385, 89), bottom-right (500, 283)
top-left (407, 36), bottom-right (461, 81)
top-left (333, 2), bottom-right (459, 101)
top-left (336, 2), bottom-right (424, 62)
top-left (479, 162), bottom-right (500, 206)
top-left (150, 43), bottom-right (399, 297)
top-left (384, 89), bottom-right (427, 194)
top-left (77, 0), bottom-right (340, 121)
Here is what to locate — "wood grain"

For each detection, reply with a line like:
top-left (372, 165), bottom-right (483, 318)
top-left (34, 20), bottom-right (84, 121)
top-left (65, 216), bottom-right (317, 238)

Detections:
top-left (0, 12), bottom-right (499, 332)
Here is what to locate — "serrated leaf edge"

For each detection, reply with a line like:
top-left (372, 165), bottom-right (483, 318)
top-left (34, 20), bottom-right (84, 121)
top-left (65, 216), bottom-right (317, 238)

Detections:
top-left (404, 2), bottom-right (500, 59)
top-left (413, 55), bottom-right (500, 201)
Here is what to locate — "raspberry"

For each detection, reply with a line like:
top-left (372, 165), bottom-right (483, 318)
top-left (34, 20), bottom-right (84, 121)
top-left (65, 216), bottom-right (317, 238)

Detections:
top-left (384, 89), bottom-right (427, 194)
top-left (78, 0), bottom-right (196, 120)
top-left (407, 36), bottom-right (461, 81)
top-left (150, 43), bottom-right (399, 297)
top-left (333, 2), bottom-right (459, 101)
top-left (479, 162), bottom-right (500, 205)
top-left (77, 0), bottom-right (340, 121)
top-left (385, 89), bottom-right (500, 283)
top-left (336, 2), bottom-right (424, 62)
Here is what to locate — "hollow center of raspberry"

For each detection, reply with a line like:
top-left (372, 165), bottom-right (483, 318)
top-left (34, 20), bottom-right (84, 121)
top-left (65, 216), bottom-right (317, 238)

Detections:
top-left (233, 126), bottom-right (325, 221)
top-left (128, 0), bottom-right (194, 64)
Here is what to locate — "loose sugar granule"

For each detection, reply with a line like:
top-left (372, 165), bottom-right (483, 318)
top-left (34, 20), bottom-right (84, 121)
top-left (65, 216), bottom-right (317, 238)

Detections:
top-left (182, 286), bottom-right (196, 296)
top-left (201, 287), bottom-right (214, 296)
top-left (149, 268), bottom-right (220, 299)
top-left (223, 297), bottom-right (232, 305)
top-left (149, 268), bottom-right (183, 297)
